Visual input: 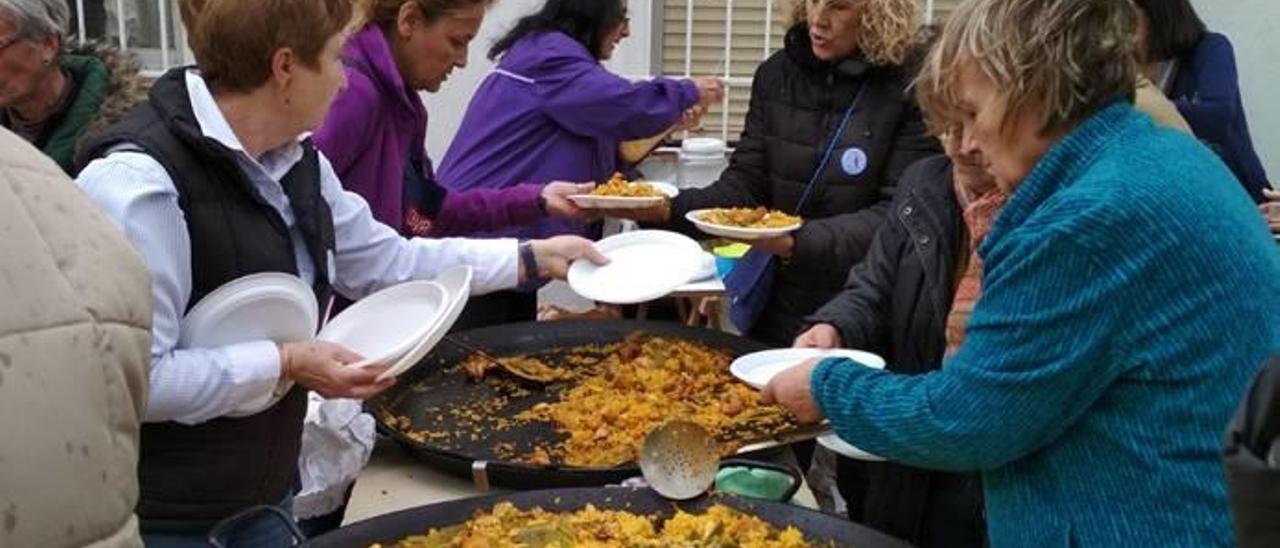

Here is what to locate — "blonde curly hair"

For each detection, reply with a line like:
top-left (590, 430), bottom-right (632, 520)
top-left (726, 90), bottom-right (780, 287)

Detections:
top-left (787, 0), bottom-right (922, 66)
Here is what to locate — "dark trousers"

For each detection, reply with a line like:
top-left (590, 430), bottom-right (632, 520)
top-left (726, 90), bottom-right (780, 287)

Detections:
top-left (141, 496), bottom-right (297, 548)
top-left (837, 457), bottom-right (987, 547)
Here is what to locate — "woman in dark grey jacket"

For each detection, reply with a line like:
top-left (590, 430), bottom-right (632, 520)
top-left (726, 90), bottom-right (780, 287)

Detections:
top-left (623, 0), bottom-right (938, 346)
top-left (798, 146), bottom-right (986, 546)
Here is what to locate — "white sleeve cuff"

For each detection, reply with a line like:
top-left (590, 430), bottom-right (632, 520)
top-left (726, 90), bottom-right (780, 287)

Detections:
top-left (218, 340), bottom-right (283, 415)
top-left (145, 340), bottom-right (286, 425)
top-left (465, 238), bottom-right (520, 295)
top-left (407, 237), bottom-right (520, 295)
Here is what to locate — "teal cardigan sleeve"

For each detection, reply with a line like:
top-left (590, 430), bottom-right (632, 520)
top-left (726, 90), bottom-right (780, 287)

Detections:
top-left (811, 226), bottom-right (1127, 471)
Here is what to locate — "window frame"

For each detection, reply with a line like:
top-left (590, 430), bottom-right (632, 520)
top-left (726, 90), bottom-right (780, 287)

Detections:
top-left (646, 0), bottom-right (781, 145)
top-left (641, 0), bottom-right (947, 146)
top-left (68, 0), bottom-right (191, 77)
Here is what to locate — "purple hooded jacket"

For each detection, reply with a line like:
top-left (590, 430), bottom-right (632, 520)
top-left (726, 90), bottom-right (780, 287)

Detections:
top-left (314, 25), bottom-right (543, 237)
top-left (437, 31), bottom-right (699, 239)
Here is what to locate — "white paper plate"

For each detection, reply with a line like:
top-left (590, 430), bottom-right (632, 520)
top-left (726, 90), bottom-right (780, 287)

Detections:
top-left (730, 348), bottom-right (886, 390)
top-left (180, 272), bottom-right (318, 348)
top-left (732, 348), bottom-right (887, 462)
top-left (685, 209), bottom-right (803, 241)
top-left (180, 272), bottom-right (317, 417)
top-left (318, 281), bottom-right (448, 368)
top-left (817, 432), bottom-right (885, 462)
top-left (568, 182), bottom-right (678, 210)
top-left (378, 266), bottom-right (473, 381)
top-left (568, 229), bottom-right (703, 304)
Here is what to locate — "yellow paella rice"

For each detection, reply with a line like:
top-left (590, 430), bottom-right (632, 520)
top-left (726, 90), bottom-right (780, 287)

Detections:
top-left (373, 502), bottom-right (817, 547)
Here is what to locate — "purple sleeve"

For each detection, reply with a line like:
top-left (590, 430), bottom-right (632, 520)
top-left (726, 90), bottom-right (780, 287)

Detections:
top-left (429, 183), bottom-right (545, 237)
top-left (313, 68), bottom-right (377, 177)
top-left (538, 57), bottom-right (700, 141)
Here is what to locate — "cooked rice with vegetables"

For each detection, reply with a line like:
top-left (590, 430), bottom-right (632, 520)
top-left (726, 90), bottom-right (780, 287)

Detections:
top-left (372, 502), bottom-right (816, 547)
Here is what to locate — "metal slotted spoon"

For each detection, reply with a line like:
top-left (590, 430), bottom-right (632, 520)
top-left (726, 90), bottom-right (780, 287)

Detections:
top-left (638, 420), bottom-right (722, 500)
top-left (639, 420), bottom-right (809, 502)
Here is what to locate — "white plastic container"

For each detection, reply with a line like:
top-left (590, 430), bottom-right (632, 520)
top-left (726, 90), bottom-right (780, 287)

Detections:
top-left (678, 138), bottom-right (728, 189)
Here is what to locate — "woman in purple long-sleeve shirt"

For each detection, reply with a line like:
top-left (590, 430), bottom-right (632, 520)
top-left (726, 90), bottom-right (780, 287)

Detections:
top-left (313, 0), bottom-right (592, 240)
top-left (436, 0), bottom-right (721, 324)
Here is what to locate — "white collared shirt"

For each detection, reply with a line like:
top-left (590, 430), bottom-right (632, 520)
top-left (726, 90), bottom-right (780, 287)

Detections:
top-left (76, 70), bottom-right (518, 425)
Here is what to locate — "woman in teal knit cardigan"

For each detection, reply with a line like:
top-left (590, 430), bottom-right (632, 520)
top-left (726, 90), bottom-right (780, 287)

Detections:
top-left (764, 0), bottom-right (1280, 546)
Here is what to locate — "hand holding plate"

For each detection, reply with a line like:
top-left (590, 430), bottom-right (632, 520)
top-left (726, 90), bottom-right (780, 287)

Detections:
top-left (542, 181), bottom-right (597, 221)
top-left (281, 340), bottom-right (395, 400)
top-left (739, 234), bottom-right (794, 259)
top-left (794, 324), bottom-right (842, 349)
top-left (606, 200), bottom-right (671, 223)
top-left (760, 357), bottom-right (825, 424)
top-left (531, 236), bottom-right (609, 280)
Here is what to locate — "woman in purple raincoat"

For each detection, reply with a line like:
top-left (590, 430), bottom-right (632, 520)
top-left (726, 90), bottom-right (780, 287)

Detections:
top-left (314, 0), bottom-right (593, 241)
top-left (436, 0), bottom-right (723, 325)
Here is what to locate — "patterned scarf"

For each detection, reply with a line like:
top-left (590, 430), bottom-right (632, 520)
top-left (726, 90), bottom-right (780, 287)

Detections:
top-left (944, 181), bottom-right (1010, 357)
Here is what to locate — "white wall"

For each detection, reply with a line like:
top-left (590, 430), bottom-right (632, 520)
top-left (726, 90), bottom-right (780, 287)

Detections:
top-left (1193, 0), bottom-right (1279, 182)
top-left (425, 0), bottom-right (654, 155)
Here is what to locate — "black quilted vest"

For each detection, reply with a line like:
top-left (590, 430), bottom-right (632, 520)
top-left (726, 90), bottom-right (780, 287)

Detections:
top-left (78, 68), bottom-right (335, 524)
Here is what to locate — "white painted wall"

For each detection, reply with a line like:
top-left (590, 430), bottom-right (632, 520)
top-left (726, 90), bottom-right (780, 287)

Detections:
top-left (1191, 0), bottom-right (1278, 183)
top-left (425, 0), bottom-right (654, 155)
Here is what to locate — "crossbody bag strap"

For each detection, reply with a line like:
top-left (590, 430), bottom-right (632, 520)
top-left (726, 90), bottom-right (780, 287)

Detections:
top-left (796, 85), bottom-right (868, 215)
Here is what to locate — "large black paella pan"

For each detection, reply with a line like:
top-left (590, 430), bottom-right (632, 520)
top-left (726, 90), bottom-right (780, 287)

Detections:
top-left (370, 320), bottom-right (819, 490)
top-left (304, 487), bottom-right (909, 547)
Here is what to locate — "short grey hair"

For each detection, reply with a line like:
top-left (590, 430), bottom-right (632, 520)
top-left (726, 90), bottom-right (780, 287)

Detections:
top-left (916, 0), bottom-right (1138, 135)
top-left (0, 0), bottom-right (69, 41)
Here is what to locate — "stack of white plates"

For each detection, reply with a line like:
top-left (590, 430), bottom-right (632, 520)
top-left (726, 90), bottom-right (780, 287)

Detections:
top-left (317, 281), bottom-right (448, 369)
top-left (315, 265), bottom-right (473, 381)
top-left (179, 266), bottom-right (474, 415)
top-left (180, 273), bottom-right (316, 417)
top-left (370, 265), bottom-right (472, 382)
top-left (180, 272), bottom-right (319, 349)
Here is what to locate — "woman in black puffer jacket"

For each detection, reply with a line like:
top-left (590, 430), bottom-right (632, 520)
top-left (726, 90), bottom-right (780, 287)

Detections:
top-left (625, 0), bottom-right (939, 346)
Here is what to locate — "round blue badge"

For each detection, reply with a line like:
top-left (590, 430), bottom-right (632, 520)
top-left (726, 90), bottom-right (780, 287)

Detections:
top-left (841, 147), bottom-right (868, 176)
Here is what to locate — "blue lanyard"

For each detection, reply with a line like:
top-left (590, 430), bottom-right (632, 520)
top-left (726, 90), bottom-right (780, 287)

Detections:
top-left (797, 86), bottom-right (867, 214)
